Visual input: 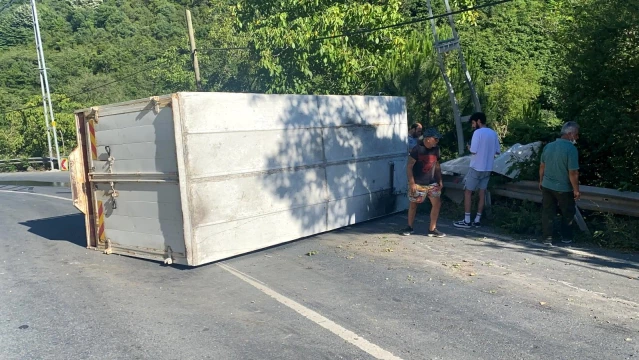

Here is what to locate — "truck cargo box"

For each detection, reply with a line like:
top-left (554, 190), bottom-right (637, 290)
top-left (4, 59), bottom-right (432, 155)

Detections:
top-left (70, 92), bottom-right (409, 266)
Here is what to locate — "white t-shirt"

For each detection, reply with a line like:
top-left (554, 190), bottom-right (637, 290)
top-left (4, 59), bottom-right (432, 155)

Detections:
top-left (469, 127), bottom-right (501, 172)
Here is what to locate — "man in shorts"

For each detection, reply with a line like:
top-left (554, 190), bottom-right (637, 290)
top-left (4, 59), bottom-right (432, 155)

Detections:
top-left (454, 112), bottom-right (501, 228)
top-left (401, 128), bottom-right (446, 237)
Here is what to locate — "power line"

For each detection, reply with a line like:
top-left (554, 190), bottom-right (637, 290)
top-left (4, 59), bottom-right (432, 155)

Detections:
top-left (199, 0), bottom-right (513, 53)
top-left (310, 0), bottom-right (514, 41)
top-left (0, 0), bottom-right (18, 14)
top-left (0, 58), bottom-right (167, 117)
top-left (2, 0), bottom-right (513, 116)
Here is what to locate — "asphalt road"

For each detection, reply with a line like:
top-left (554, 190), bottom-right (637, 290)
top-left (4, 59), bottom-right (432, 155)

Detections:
top-left (1, 172), bottom-right (638, 359)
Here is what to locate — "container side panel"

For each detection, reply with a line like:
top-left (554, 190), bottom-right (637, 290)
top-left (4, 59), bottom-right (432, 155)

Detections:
top-left (325, 157), bottom-right (405, 200)
top-left (184, 130), bottom-right (324, 179)
top-left (192, 203), bottom-right (328, 265)
top-left (188, 168), bottom-right (328, 227)
top-left (323, 124), bottom-right (406, 162)
top-left (176, 92), bottom-right (408, 266)
top-left (179, 92), bottom-right (319, 133)
top-left (327, 191), bottom-right (409, 229)
top-left (317, 96), bottom-right (407, 127)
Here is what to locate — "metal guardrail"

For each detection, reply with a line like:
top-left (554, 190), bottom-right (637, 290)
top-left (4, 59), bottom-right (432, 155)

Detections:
top-left (0, 157), bottom-right (60, 166)
top-left (443, 176), bottom-right (639, 218)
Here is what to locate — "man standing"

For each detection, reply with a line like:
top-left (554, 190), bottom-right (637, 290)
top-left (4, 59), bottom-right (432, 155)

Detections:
top-left (538, 121), bottom-right (580, 245)
top-left (401, 128), bottom-right (446, 238)
top-left (407, 123), bottom-right (423, 152)
top-left (454, 112), bottom-right (501, 228)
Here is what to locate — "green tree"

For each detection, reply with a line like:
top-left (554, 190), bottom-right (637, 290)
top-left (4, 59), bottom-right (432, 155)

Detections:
top-left (234, 0), bottom-right (410, 94)
top-left (557, 0), bottom-right (639, 190)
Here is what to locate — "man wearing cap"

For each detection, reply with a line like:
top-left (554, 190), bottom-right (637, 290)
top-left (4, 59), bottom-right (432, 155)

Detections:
top-left (401, 127), bottom-right (446, 238)
top-left (454, 112), bottom-right (501, 229)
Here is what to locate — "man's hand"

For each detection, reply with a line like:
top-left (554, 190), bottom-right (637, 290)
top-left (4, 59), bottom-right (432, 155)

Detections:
top-left (539, 182), bottom-right (543, 191)
top-left (438, 181), bottom-right (444, 190)
top-left (573, 190), bottom-right (581, 200)
top-left (409, 182), bottom-right (417, 194)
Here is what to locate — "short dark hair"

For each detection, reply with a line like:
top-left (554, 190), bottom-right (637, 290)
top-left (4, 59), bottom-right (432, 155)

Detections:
top-left (470, 112), bottom-right (486, 124)
top-left (410, 123), bottom-right (422, 130)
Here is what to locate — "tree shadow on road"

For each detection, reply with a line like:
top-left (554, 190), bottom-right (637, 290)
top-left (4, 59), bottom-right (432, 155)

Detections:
top-left (19, 213), bottom-right (87, 248)
top-left (327, 212), bottom-right (639, 280)
top-left (439, 222), bottom-right (639, 279)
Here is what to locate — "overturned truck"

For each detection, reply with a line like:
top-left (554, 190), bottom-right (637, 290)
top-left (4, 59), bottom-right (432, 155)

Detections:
top-left (69, 92), bottom-right (409, 266)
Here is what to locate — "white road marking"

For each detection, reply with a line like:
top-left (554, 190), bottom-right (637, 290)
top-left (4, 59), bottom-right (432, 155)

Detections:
top-left (0, 189), bottom-right (72, 202)
top-left (218, 263), bottom-right (403, 360)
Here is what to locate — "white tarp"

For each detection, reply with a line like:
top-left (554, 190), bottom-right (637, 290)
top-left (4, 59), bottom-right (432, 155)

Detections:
top-left (440, 141), bottom-right (542, 179)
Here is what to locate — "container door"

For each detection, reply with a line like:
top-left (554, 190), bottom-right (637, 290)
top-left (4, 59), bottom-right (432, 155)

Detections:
top-left (81, 97), bottom-right (188, 265)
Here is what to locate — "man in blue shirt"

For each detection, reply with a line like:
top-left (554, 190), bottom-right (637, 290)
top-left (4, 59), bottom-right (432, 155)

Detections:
top-left (407, 123), bottom-right (423, 152)
top-left (539, 121), bottom-right (581, 245)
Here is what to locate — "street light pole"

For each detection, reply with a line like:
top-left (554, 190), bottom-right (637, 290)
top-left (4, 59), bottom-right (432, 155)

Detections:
top-left (30, 6), bottom-right (54, 170)
top-left (30, 0), bottom-right (61, 169)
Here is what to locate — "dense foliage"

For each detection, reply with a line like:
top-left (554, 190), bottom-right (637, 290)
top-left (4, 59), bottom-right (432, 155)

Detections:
top-left (0, 0), bottom-right (637, 191)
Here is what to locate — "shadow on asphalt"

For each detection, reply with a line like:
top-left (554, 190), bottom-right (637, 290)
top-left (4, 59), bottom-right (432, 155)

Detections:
top-left (15, 210), bottom-right (639, 278)
top-left (20, 214), bottom-right (87, 248)
top-left (459, 235), bottom-right (639, 280)
top-left (340, 213), bottom-right (639, 280)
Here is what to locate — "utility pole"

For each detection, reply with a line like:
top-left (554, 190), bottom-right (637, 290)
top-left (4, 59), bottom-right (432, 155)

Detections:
top-left (427, 0), bottom-right (481, 155)
top-left (30, 0), bottom-right (61, 169)
top-left (185, 9), bottom-right (202, 91)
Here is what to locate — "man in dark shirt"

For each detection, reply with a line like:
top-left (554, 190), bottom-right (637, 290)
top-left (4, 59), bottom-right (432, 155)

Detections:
top-left (401, 128), bottom-right (445, 237)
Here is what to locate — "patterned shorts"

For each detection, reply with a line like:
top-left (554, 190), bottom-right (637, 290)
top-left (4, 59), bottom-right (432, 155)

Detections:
top-left (408, 183), bottom-right (442, 203)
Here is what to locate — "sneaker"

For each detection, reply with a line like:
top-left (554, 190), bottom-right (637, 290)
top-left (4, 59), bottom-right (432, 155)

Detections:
top-left (400, 226), bottom-right (414, 236)
top-left (472, 221), bottom-right (481, 228)
top-left (453, 220), bottom-right (472, 229)
top-left (428, 229), bottom-right (446, 238)
top-left (542, 236), bottom-right (553, 246)
top-left (561, 238), bottom-right (573, 244)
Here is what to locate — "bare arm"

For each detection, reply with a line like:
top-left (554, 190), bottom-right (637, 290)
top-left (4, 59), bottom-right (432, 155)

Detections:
top-left (538, 162), bottom-right (545, 190)
top-left (407, 156), bottom-right (417, 193)
top-left (435, 161), bottom-right (443, 188)
top-left (569, 170), bottom-right (580, 200)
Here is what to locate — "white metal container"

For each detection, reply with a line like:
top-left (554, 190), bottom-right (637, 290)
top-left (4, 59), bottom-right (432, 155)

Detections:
top-left (70, 92), bottom-right (408, 266)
